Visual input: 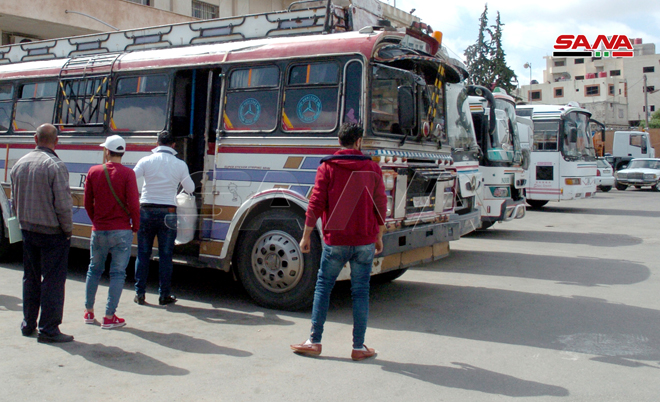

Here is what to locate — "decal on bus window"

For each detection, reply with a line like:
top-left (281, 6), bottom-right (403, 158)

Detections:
top-left (238, 98), bottom-right (262, 125)
top-left (297, 94), bottom-right (322, 123)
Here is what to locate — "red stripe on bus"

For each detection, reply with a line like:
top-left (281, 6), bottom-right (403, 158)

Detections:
top-left (0, 143), bottom-right (155, 152)
top-left (217, 146), bottom-right (336, 155)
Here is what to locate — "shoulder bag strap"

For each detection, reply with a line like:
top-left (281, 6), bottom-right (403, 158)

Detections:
top-left (103, 164), bottom-right (130, 216)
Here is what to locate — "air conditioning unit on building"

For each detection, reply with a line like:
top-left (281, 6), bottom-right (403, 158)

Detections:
top-left (9, 35), bottom-right (34, 44)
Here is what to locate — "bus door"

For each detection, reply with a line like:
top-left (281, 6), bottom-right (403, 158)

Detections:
top-left (172, 68), bottom-right (220, 243)
top-left (531, 119), bottom-right (561, 201)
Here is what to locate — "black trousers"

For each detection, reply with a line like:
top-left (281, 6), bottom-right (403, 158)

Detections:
top-left (22, 231), bottom-right (70, 336)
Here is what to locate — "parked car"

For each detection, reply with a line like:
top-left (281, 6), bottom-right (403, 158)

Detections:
top-left (596, 158), bottom-right (614, 192)
top-left (614, 158), bottom-right (660, 191)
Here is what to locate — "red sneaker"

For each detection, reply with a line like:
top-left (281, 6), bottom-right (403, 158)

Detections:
top-left (101, 315), bottom-right (126, 329)
top-left (84, 311), bottom-right (95, 324)
top-left (351, 345), bottom-right (376, 361)
top-left (290, 342), bottom-right (322, 356)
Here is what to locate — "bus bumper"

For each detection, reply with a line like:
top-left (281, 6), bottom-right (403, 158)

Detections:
top-left (483, 198), bottom-right (526, 224)
top-left (449, 209), bottom-right (482, 236)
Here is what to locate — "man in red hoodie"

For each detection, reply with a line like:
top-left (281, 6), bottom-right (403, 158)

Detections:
top-left (292, 123), bottom-right (387, 361)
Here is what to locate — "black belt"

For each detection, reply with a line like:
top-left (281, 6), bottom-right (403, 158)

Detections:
top-left (141, 203), bottom-right (176, 209)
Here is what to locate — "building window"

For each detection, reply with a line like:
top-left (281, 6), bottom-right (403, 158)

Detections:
top-left (125, 0), bottom-right (151, 5)
top-left (554, 87), bottom-right (564, 98)
top-left (585, 85), bottom-right (600, 96)
top-left (575, 75), bottom-right (584, 81)
top-left (652, 105), bottom-right (656, 112)
top-left (619, 109), bottom-right (624, 119)
top-left (530, 90), bottom-right (542, 101)
top-left (554, 60), bottom-right (565, 67)
top-left (574, 58), bottom-right (584, 64)
top-left (609, 84), bottom-right (615, 95)
top-left (643, 66), bottom-right (655, 73)
top-left (610, 70), bottom-right (621, 76)
top-left (192, 0), bottom-right (219, 19)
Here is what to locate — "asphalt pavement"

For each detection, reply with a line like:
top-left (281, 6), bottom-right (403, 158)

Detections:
top-left (1, 188), bottom-right (659, 401)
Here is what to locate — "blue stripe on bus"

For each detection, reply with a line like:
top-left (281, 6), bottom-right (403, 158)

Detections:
top-left (202, 220), bottom-right (230, 241)
top-left (301, 157), bottom-right (323, 170)
top-left (212, 168), bottom-right (317, 185)
top-left (72, 208), bottom-right (92, 225)
top-left (289, 186), bottom-right (310, 197)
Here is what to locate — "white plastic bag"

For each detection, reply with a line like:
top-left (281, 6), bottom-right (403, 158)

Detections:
top-left (175, 192), bottom-right (197, 245)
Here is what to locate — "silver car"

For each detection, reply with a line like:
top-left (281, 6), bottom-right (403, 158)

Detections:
top-left (615, 158), bottom-right (660, 191)
top-left (596, 158), bottom-right (614, 192)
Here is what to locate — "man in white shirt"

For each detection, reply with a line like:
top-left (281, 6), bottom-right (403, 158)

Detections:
top-left (133, 131), bottom-right (194, 306)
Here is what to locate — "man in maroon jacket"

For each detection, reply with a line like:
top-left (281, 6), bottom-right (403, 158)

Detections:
top-left (292, 123), bottom-right (387, 361)
top-left (83, 135), bottom-right (140, 329)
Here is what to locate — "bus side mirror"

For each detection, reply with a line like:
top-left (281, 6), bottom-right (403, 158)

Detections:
top-left (397, 85), bottom-right (415, 131)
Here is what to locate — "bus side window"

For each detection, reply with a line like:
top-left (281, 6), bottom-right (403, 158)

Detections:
top-left (223, 66), bottom-right (279, 132)
top-left (0, 84), bottom-right (13, 133)
top-left (58, 76), bottom-right (109, 131)
top-left (111, 74), bottom-right (169, 132)
top-left (282, 62), bottom-right (340, 132)
top-left (14, 81), bottom-right (58, 132)
top-left (343, 61), bottom-right (362, 124)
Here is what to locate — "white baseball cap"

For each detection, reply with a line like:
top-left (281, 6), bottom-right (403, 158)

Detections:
top-left (100, 135), bottom-right (126, 153)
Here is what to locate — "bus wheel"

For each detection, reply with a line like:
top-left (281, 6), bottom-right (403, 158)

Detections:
top-left (599, 186), bottom-right (612, 192)
top-left (0, 215), bottom-right (13, 261)
top-left (371, 268), bottom-right (408, 284)
top-left (235, 210), bottom-right (320, 311)
top-left (527, 200), bottom-right (548, 209)
top-left (615, 182), bottom-right (627, 191)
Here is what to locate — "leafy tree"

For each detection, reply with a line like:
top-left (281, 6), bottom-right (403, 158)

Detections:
top-left (489, 11), bottom-right (518, 93)
top-left (464, 5), bottom-right (493, 87)
top-left (464, 5), bottom-right (518, 93)
top-left (649, 110), bottom-right (660, 129)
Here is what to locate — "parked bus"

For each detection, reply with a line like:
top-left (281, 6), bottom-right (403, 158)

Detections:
top-left (445, 82), bottom-right (482, 236)
top-left (468, 87), bottom-right (526, 229)
top-left (515, 103), bottom-right (597, 208)
top-left (0, 3), bottom-right (463, 310)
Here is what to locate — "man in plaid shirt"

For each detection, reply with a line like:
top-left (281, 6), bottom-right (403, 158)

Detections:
top-left (11, 123), bottom-right (74, 343)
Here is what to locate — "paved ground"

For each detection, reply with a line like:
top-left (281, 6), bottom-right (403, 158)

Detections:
top-left (1, 188), bottom-right (659, 401)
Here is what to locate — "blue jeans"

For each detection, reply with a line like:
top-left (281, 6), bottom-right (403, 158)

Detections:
top-left (134, 207), bottom-right (177, 298)
top-left (310, 243), bottom-right (375, 349)
top-left (85, 230), bottom-right (133, 316)
top-left (21, 231), bottom-right (70, 336)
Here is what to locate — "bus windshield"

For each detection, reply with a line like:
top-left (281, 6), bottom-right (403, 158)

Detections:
top-left (371, 65), bottom-right (414, 136)
top-left (446, 83), bottom-right (477, 151)
top-left (562, 112), bottom-right (595, 160)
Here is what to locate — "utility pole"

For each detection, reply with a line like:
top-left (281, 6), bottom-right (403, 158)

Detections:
top-left (644, 74), bottom-right (649, 128)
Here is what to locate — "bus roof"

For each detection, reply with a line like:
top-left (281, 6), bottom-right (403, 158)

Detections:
top-left (516, 104), bottom-right (592, 120)
top-left (0, 30), bottom-right (390, 80)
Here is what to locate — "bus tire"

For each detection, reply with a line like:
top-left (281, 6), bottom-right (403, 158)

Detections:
top-left (371, 268), bottom-right (408, 284)
top-left (526, 200), bottom-right (548, 209)
top-left (235, 210), bottom-right (320, 311)
top-left (0, 215), bottom-right (12, 261)
top-left (477, 221), bottom-right (495, 230)
top-left (615, 182), bottom-right (627, 191)
top-left (599, 186), bottom-right (612, 192)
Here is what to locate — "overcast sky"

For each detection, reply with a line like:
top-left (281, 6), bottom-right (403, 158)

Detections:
top-left (384, 0), bottom-right (660, 87)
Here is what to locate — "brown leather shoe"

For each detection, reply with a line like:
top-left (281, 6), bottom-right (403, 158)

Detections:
top-left (290, 342), bottom-right (322, 356)
top-left (351, 345), bottom-right (376, 361)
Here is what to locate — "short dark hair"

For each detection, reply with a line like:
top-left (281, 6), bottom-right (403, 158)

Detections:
top-left (337, 123), bottom-right (363, 147)
top-left (157, 130), bottom-right (175, 146)
top-left (108, 150), bottom-right (124, 158)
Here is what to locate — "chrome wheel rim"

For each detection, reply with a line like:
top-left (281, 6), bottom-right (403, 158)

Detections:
top-left (250, 230), bottom-right (304, 293)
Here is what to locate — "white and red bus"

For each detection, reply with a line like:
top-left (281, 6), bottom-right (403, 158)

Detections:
top-left (0, 4), bottom-right (463, 310)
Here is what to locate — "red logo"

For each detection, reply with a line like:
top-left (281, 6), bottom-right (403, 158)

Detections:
top-left (553, 35), bottom-right (633, 58)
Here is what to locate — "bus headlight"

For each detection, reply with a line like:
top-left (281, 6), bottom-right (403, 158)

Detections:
top-left (565, 178), bottom-right (581, 185)
top-left (443, 188), bottom-right (454, 210)
top-left (643, 173), bottom-right (657, 181)
top-left (382, 171), bottom-right (396, 190)
top-left (490, 187), bottom-right (510, 197)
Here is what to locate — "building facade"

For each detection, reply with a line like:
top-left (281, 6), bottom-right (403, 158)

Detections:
top-left (516, 39), bottom-right (660, 129)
